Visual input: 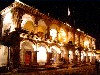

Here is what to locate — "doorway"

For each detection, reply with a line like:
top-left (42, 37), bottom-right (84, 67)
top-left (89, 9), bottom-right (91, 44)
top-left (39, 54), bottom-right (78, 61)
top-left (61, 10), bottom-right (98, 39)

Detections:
top-left (25, 51), bottom-right (32, 65)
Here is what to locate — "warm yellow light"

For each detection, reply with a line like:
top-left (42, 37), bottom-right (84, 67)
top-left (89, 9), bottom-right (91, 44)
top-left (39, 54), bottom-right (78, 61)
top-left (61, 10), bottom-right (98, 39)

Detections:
top-left (3, 12), bottom-right (12, 23)
top-left (58, 28), bottom-right (67, 42)
top-left (0, 45), bottom-right (8, 67)
top-left (50, 29), bottom-right (57, 40)
top-left (21, 14), bottom-right (34, 28)
top-left (81, 51), bottom-right (86, 61)
top-left (32, 44), bottom-right (36, 51)
top-left (3, 11), bottom-right (15, 33)
top-left (50, 46), bottom-right (61, 54)
top-left (75, 50), bottom-right (79, 55)
top-left (69, 50), bottom-right (73, 58)
top-left (93, 53), bottom-right (96, 56)
top-left (81, 51), bottom-right (86, 56)
top-left (84, 40), bottom-right (89, 47)
top-left (88, 52), bottom-right (92, 56)
top-left (37, 46), bottom-right (47, 64)
top-left (15, 0), bottom-right (20, 2)
top-left (60, 29), bottom-right (66, 36)
top-left (77, 28), bottom-right (81, 31)
top-left (69, 50), bottom-right (73, 62)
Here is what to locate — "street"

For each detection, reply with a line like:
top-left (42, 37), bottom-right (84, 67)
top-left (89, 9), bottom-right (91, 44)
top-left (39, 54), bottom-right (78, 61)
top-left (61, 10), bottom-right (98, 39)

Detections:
top-left (0, 65), bottom-right (99, 75)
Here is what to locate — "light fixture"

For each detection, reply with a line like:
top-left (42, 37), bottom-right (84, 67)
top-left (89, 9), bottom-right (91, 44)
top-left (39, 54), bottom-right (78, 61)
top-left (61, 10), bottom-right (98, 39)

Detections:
top-left (77, 28), bottom-right (81, 31)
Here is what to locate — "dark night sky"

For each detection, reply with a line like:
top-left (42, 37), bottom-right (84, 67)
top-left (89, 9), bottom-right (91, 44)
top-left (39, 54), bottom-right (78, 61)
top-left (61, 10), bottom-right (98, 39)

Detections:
top-left (0, 0), bottom-right (100, 49)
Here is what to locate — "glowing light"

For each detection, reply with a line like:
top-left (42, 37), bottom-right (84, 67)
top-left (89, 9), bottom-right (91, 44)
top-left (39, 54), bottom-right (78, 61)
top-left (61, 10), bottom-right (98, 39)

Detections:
top-left (60, 29), bottom-right (66, 36)
top-left (21, 14), bottom-right (34, 28)
top-left (81, 51), bottom-right (86, 56)
top-left (84, 40), bottom-right (89, 47)
top-left (58, 28), bottom-right (67, 42)
top-left (75, 50), bottom-right (79, 55)
top-left (32, 44), bottom-right (36, 51)
top-left (69, 50), bottom-right (73, 63)
top-left (50, 46), bottom-right (61, 54)
top-left (37, 46), bottom-right (47, 64)
top-left (81, 51), bottom-right (86, 61)
top-left (3, 11), bottom-right (15, 34)
top-left (68, 31), bottom-right (73, 41)
top-left (77, 28), bottom-right (81, 31)
top-left (20, 40), bottom-right (34, 50)
top-left (93, 53), bottom-right (96, 56)
top-left (15, 0), bottom-right (20, 2)
top-left (69, 50), bottom-right (73, 57)
top-left (0, 45), bottom-right (8, 67)
top-left (50, 29), bottom-right (57, 40)
top-left (88, 52), bottom-right (92, 56)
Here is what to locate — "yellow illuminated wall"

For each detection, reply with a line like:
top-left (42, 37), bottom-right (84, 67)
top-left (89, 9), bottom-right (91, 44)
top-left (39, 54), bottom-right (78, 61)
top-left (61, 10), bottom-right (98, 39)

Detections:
top-left (23, 21), bottom-right (34, 32)
top-left (58, 28), bottom-right (67, 43)
top-left (37, 19), bottom-right (47, 34)
top-left (68, 31), bottom-right (73, 42)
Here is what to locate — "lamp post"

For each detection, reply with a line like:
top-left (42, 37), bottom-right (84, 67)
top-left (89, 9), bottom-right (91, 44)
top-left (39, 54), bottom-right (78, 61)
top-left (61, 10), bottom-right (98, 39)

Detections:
top-left (7, 46), bottom-right (10, 71)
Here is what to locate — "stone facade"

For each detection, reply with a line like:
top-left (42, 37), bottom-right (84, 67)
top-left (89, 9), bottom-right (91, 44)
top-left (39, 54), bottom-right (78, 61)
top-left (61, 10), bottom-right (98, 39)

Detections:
top-left (0, 1), bottom-right (96, 68)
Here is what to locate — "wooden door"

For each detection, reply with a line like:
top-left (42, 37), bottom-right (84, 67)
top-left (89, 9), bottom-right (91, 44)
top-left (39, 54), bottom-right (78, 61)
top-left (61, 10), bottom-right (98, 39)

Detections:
top-left (25, 51), bottom-right (32, 65)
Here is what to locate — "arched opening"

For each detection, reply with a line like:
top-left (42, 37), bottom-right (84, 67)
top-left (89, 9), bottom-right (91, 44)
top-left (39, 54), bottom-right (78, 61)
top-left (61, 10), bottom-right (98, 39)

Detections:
top-left (37, 46), bottom-right (47, 65)
top-left (75, 50), bottom-right (80, 63)
top-left (21, 14), bottom-right (35, 33)
top-left (20, 40), bottom-right (35, 65)
top-left (69, 50), bottom-right (73, 64)
top-left (50, 46), bottom-right (61, 66)
top-left (81, 51), bottom-right (86, 63)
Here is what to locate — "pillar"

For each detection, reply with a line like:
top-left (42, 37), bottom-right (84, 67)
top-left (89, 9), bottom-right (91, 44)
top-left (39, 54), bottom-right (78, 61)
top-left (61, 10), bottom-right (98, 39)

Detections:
top-left (55, 53), bottom-right (60, 64)
top-left (64, 50), bottom-right (69, 64)
top-left (46, 52), bottom-right (52, 65)
top-left (79, 51), bottom-right (81, 64)
top-left (31, 52), bottom-right (33, 63)
top-left (86, 52), bottom-right (89, 64)
top-left (20, 49), bottom-right (24, 65)
top-left (33, 51), bottom-right (38, 65)
top-left (73, 50), bottom-right (77, 65)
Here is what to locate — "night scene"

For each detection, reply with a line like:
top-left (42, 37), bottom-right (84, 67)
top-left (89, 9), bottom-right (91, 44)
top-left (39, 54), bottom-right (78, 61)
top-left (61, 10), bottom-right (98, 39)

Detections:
top-left (0, 0), bottom-right (100, 75)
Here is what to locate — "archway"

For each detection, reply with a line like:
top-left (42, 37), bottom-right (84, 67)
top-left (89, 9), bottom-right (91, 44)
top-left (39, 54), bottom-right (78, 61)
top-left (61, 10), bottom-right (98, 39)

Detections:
top-left (75, 50), bottom-right (80, 63)
top-left (20, 40), bottom-right (35, 65)
top-left (21, 14), bottom-right (35, 33)
top-left (37, 46), bottom-right (47, 65)
top-left (50, 46), bottom-right (61, 66)
top-left (81, 51), bottom-right (86, 63)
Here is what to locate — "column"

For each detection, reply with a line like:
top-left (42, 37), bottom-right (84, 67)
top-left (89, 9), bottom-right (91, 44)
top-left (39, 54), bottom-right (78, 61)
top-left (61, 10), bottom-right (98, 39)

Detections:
top-left (31, 52), bottom-right (33, 63)
top-left (46, 52), bottom-right (52, 65)
top-left (33, 51), bottom-right (38, 65)
top-left (20, 50), bottom-right (24, 65)
top-left (73, 50), bottom-right (77, 65)
top-left (55, 53), bottom-right (60, 65)
top-left (86, 51), bottom-right (89, 64)
top-left (79, 51), bottom-right (81, 65)
top-left (73, 30), bottom-right (75, 44)
top-left (64, 50), bottom-right (69, 64)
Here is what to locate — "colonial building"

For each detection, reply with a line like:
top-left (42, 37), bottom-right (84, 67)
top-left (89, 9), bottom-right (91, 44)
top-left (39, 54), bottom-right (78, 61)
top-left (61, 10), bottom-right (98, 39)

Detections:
top-left (0, 0), bottom-right (96, 69)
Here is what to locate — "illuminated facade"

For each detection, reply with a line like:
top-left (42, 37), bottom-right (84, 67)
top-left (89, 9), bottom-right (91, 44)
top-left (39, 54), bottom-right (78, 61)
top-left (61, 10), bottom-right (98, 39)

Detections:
top-left (0, 1), bottom-right (96, 68)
